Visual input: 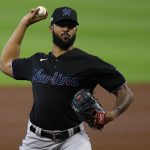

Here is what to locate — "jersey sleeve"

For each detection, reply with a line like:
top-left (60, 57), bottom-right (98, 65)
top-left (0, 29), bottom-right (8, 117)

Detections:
top-left (12, 56), bottom-right (33, 81)
top-left (93, 57), bottom-right (126, 93)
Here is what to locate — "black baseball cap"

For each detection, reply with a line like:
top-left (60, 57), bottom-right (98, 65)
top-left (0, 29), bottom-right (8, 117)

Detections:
top-left (50, 7), bottom-right (79, 26)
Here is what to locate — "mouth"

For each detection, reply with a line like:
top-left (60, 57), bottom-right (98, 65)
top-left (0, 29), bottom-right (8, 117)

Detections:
top-left (61, 32), bottom-right (70, 41)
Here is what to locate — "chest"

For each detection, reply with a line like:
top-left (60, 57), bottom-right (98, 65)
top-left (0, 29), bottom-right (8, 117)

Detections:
top-left (31, 58), bottom-right (95, 87)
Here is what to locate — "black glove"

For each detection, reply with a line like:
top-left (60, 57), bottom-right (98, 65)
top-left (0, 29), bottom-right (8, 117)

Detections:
top-left (72, 89), bottom-right (105, 130)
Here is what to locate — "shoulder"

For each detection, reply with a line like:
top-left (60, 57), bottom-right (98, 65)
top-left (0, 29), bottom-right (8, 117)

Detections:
top-left (30, 52), bottom-right (48, 59)
top-left (25, 52), bottom-right (48, 63)
top-left (74, 48), bottom-right (106, 63)
top-left (74, 48), bottom-right (93, 56)
top-left (73, 48), bottom-right (97, 59)
top-left (12, 52), bottom-right (48, 68)
top-left (75, 48), bottom-right (117, 70)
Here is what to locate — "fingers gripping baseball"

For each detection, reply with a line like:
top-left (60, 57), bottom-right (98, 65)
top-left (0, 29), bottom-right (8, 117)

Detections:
top-left (21, 6), bottom-right (48, 26)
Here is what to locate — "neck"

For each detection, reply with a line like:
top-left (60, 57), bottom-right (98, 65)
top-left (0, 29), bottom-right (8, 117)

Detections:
top-left (52, 45), bottom-right (74, 57)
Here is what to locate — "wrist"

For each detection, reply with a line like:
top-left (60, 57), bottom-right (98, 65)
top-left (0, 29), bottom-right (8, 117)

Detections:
top-left (104, 112), bottom-right (115, 124)
top-left (112, 107), bottom-right (121, 118)
top-left (20, 18), bottom-right (30, 28)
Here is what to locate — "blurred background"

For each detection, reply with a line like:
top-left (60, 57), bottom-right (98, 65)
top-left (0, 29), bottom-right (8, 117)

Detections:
top-left (0, 0), bottom-right (150, 85)
top-left (0, 0), bottom-right (150, 150)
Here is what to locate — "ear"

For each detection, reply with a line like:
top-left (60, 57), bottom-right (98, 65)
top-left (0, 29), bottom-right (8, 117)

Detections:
top-left (49, 25), bottom-right (53, 32)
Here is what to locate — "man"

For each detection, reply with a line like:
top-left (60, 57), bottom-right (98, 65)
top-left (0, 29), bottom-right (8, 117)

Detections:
top-left (0, 6), bottom-right (133, 150)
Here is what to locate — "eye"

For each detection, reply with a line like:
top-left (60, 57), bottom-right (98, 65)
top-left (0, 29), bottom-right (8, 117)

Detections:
top-left (55, 21), bottom-right (76, 29)
top-left (68, 25), bottom-right (76, 29)
top-left (57, 24), bottom-right (76, 29)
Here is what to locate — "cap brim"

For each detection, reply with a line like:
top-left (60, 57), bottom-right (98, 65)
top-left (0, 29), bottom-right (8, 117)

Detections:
top-left (51, 18), bottom-right (79, 25)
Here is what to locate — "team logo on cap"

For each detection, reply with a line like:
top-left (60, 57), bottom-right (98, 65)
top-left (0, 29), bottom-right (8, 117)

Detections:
top-left (62, 8), bottom-right (71, 16)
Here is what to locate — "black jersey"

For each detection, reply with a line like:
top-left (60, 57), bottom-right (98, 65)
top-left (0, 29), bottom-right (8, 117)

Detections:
top-left (12, 48), bottom-right (125, 130)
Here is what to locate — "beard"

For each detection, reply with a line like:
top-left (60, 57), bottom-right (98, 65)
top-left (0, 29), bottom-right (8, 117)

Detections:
top-left (52, 31), bottom-right (76, 50)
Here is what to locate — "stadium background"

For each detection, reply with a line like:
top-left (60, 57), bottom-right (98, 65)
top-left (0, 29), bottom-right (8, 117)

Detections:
top-left (0, 0), bottom-right (150, 149)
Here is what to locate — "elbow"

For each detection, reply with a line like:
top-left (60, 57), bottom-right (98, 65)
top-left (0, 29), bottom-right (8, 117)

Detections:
top-left (0, 58), bottom-right (3, 72)
top-left (128, 88), bottom-right (134, 105)
top-left (0, 57), bottom-right (5, 72)
top-left (0, 60), bottom-right (2, 71)
top-left (0, 57), bottom-right (13, 76)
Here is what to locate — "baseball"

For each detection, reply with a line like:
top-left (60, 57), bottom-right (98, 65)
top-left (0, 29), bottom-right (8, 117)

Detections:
top-left (36, 6), bottom-right (47, 17)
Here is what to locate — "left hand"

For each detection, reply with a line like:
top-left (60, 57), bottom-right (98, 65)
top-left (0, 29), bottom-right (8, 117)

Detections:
top-left (71, 89), bottom-right (106, 130)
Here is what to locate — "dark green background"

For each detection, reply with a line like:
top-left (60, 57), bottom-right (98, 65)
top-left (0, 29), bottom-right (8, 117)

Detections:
top-left (0, 0), bottom-right (149, 86)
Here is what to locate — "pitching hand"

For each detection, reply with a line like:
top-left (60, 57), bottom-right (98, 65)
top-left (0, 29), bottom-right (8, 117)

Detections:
top-left (21, 8), bottom-right (48, 27)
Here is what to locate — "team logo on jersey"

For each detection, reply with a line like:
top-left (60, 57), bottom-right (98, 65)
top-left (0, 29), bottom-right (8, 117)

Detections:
top-left (62, 8), bottom-right (71, 16)
top-left (32, 69), bottom-right (79, 87)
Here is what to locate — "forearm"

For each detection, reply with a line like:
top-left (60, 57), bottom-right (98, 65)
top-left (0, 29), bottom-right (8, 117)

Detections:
top-left (0, 8), bottom-right (48, 76)
top-left (0, 21), bottom-right (28, 76)
top-left (113, 84), bottom-right (133, 117)
top-left (112, 84), bottom-right (134, 118)
top-left (1, 20), bottom-right (27, 60)
top-left (105, 84), bottom-right (134, 124)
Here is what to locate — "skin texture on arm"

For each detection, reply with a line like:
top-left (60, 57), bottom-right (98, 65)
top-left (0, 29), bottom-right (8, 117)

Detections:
top-left (0, 8), bottom-right (48, 77)
top-left (104, 83), bottom-right (134, 124)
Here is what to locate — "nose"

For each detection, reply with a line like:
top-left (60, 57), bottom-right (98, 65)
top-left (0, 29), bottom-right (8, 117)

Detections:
top-left (63, 26), bottom-right (69, 31)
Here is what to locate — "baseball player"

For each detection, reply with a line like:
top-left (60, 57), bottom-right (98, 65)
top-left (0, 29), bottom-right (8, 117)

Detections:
top-left (0, 6), bottom-right (134, 150)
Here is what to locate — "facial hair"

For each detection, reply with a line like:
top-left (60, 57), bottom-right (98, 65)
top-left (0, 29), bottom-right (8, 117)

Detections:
top-left (52, 31), bottom-right (76, 50)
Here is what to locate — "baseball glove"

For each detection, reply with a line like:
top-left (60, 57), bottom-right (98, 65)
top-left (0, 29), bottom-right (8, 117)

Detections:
top-left (72, 89), bottom-right (105, 130)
